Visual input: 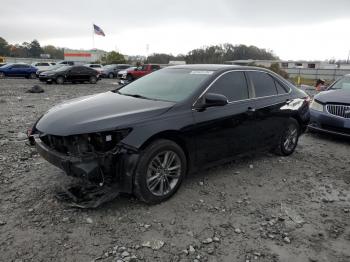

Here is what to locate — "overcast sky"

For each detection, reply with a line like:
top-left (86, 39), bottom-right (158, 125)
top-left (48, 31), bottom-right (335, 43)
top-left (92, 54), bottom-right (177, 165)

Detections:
top-left (1, 0), bottom-right (350, 60)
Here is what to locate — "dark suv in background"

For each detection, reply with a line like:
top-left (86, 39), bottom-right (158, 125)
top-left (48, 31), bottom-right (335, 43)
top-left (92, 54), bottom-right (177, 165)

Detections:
top-left (38, 65), bottom-right (100, 84)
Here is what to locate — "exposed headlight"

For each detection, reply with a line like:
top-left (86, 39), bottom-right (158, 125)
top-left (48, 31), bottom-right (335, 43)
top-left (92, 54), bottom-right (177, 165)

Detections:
top-left (310, 100), bottom-right (324, 112)
top-left (88, 129), bottom-right (132, 152)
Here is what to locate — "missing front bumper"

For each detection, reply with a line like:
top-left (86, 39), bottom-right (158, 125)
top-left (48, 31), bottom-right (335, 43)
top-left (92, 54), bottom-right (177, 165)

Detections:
top-left (35, 138), bottom-right (101, 180)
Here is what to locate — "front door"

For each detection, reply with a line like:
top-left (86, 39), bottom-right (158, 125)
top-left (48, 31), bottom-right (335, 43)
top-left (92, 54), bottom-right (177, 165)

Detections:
top-left (192, 71), bottom-right (259, 165)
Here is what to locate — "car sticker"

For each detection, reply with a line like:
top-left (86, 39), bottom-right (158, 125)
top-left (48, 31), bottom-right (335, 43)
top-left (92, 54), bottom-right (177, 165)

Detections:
top-left (190, 71), bottom-right (214, 75)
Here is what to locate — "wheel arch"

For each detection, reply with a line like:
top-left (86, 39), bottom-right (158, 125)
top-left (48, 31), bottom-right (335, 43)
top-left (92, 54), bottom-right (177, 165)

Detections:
top-left (139, 130), bottom-right (192, 173)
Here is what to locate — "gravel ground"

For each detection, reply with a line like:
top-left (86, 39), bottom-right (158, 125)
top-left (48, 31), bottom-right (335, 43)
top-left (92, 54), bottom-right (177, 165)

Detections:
top-left (0, 78), bottom-right (349, 262)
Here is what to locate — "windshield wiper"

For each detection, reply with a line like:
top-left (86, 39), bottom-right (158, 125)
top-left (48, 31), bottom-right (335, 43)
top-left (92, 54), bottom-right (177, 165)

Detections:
top-left (121, 93), bottom-right (150, 99)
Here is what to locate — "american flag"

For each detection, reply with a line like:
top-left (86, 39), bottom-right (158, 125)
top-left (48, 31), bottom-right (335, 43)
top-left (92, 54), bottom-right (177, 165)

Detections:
top-left (93, 24), bottom-right (105, 37)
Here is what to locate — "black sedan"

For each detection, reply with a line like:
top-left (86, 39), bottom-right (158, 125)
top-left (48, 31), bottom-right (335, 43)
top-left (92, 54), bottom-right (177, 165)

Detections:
top-left (38, 65), bottom-right (100, 84)
top-left (29, 65), bottom-right (310, 204)
top-left (309, 74), bottom-right (350, 137)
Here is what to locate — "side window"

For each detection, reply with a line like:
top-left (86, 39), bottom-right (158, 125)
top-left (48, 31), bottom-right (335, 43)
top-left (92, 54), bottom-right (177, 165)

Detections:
top-left (249, 71), bottom-right (277, 97)
top-left (274, 80), bottom-right (288, 94)
top-left (209, 71), bottom-right (249, 102)
top-left (151, 65), bottom-right (160, 70)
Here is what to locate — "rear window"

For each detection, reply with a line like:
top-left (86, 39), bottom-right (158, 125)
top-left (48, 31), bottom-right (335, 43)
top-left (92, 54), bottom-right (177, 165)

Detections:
top-left (249, 71), bottom-right (277, 97)
top-left (274, 80), bottom-right (288, 94)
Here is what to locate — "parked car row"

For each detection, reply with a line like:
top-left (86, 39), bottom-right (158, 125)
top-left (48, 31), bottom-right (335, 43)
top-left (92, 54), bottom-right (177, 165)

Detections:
top-left (0, 61), bottom-right (162, 84)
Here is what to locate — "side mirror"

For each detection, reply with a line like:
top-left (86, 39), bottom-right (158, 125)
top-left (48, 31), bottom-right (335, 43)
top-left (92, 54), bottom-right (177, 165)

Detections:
top-left (196, 93), bottom-right (228, 110)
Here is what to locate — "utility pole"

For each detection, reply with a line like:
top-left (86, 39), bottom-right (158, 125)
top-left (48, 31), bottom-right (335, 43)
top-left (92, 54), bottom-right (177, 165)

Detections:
top-left (347, 50), bottom-right (350, 64)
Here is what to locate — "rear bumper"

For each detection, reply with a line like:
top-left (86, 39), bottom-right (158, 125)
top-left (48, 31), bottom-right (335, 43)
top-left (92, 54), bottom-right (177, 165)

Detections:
top-left (309, 108), bottom-right (350, 137)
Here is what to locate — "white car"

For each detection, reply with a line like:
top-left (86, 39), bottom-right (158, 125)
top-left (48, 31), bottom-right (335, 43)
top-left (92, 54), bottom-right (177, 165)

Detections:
top-left (32, 62), bottom-right (56, 71)
top-left (84, 64), bottom-right (104, 72)
top-left (117, 66), bottom-right (137, 79)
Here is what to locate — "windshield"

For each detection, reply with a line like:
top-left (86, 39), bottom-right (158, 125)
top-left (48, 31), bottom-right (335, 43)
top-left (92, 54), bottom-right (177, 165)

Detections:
top-left (2, 63), bottom-right (13, 68)
top-left (118, 68), bottom-right (212, 102)
top-left (330, 77), bottom-right (350, 91)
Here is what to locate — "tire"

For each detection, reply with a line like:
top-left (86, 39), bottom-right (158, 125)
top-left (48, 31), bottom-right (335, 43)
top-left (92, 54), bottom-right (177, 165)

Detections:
top-left (56, 76), bottom-right (65, 85)
top-left (46, 81), bottom-right (52, 85)
top-left (89, 76), bottom-right (97, 84)
top-left (126, 74), bottom-right (133, 82)
top-left (134, 139), bottom-right (187, 204)
top-left (29, 73), bottom-right (36, 79)
top-left (0, 72), bottom-right (4, 79)
top-left (275, 118), bottom-right (300, 156)
top-left (108, 73), bottom-right (114, 79)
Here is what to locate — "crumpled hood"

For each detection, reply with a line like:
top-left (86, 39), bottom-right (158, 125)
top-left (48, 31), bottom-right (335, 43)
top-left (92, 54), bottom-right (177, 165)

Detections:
top-left (315, 89), bottom-right (350, 104)
top-left (36, 91), bottom-right (174, 136)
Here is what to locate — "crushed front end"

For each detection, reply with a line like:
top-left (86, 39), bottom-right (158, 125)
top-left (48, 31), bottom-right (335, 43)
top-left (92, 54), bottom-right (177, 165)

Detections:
top-left (29, 128), bottom-right (139, 207)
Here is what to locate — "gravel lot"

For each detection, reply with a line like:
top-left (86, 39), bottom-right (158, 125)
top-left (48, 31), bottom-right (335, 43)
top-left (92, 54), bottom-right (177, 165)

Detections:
top-left (0, 78), bottom-right (349, 262)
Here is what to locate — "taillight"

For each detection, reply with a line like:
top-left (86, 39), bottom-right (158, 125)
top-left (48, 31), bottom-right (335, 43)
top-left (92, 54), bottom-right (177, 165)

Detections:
top-left (304, 96), bottom-right (311, 105)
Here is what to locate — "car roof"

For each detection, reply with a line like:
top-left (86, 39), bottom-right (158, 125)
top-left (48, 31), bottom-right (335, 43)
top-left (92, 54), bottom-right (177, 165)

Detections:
top-left (167, 64), bottom-right (270, 72)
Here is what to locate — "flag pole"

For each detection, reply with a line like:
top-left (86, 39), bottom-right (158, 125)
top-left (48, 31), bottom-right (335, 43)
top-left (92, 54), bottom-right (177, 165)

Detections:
top-left (92, 24), bottom-right (95, 49)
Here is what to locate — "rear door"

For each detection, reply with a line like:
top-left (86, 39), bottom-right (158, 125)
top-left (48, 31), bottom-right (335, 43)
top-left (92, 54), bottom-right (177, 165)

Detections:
top-left (245, 71), bottom-right (290, 147)
top-left (8, 64), bottom-right (22, 76)
top-left (66, 67), bottom-right (81, 82)
top-left (81, 67), bottom-right (95, 81)
top-left (193, 71), bottom-right (259, 165)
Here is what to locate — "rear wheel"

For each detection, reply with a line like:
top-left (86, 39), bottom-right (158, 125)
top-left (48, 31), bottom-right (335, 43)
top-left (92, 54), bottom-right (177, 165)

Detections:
top-left (29, 73), bottom-right (36, 79)
top-left (134, 139), bottom-right (187, 204)
top-left (0, 72), bottom-right (4, 79)
top-left (89, 76), bottom-right (97, 84)
top-left (108, 73), bottom-right (114, 79)
top-left (275, 118), bottom-right (300, 156)
top-left (56, 76), bottom-right (65, 85)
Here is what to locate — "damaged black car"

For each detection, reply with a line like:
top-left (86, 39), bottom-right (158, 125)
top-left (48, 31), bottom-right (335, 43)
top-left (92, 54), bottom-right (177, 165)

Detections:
top-left (29, 65), bottom-right (310, 205)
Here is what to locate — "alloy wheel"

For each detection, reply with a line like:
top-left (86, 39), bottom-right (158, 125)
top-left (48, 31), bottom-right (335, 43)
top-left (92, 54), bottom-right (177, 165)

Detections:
top-left (283, 124), bottom-right (298, 152)
top-left (146, 151), bottom-right (182, 196)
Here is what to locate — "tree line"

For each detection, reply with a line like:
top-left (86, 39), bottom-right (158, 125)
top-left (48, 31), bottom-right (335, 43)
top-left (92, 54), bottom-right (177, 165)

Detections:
top-left (147, 43), bottom-right (278, 64)
top-left (0, 37), bottom-right (64, 59)
top-left (0, 36), bottom-right (278, 65)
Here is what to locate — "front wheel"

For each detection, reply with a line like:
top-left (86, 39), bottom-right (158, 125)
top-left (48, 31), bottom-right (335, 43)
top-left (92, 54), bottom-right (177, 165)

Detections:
top-left (0, 72), bottom-right (4, 79)
top-left (126, 74), bottom-right (133, 82)
top-left (89, 76), bottom-right (97, 84)
top-left (56, 76), bottom-right (65, 85)
top-left (108, 73), bottom-right (114, 79)
top-left (275, 118), bottom-right (300, 156)
top-left (134, 139), bottom-right (187, 204)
